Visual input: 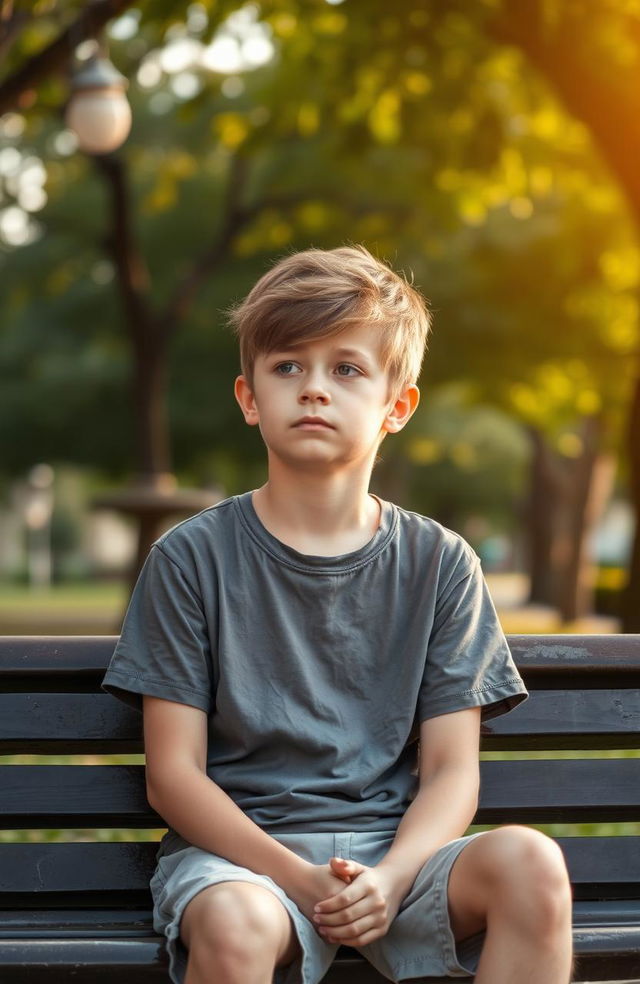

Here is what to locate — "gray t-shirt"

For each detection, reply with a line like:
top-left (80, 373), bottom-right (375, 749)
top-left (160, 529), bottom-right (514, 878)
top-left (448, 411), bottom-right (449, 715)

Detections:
top-left (102, 492), bottom-right (527, 852)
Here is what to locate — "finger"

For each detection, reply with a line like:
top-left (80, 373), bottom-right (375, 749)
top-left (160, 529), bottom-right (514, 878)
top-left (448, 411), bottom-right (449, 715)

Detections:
top-left (329, 858), bottom-right (353, 884)
top-left (330, 856), bottom-right (363, 877)
top-left (314, 895), bottom-right (381, 928)
top-left (315, 881), bottom-right (367, 913)
top-left (317, 913), bottom-right (383, 944)
top-left (323, 925), bottom-right (386, 947)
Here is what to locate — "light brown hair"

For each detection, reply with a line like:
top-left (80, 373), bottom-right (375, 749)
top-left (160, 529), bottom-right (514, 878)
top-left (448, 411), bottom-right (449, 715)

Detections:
top-left (227, 244), bottom-right (431, 395)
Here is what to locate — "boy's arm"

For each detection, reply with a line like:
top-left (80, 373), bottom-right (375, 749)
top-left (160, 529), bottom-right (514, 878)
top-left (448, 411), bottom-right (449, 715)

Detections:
top-left (143, 695), bottom-right (348, 920)
top-left (313, 706), bottom-right (481, 946)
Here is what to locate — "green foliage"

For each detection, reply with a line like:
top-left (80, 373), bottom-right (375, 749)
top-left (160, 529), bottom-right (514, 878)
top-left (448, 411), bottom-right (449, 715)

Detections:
top-left (0, 0), bottom-right (637, 503)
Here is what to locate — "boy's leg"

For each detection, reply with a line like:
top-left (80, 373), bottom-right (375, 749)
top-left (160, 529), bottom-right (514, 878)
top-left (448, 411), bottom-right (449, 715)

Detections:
top-left (447, 825), bottom-right (573, 984)
top-left (180, 881), bottom-right (300, 984)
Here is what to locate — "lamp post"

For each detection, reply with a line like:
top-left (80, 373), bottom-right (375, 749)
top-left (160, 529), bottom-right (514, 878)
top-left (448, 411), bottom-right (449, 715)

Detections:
top-left (65, 51), bottom-right (132, 155)
top-left (23, 464), bottom-right (55, 592)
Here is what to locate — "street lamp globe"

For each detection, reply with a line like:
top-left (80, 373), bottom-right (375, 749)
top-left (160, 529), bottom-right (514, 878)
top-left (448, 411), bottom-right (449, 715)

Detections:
top-left (65, 54), bottom-right (132, 155)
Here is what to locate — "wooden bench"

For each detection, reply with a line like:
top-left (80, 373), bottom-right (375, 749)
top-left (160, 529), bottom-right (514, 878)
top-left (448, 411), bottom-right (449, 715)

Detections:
top-left (1, 633), bottom-right (639, 983)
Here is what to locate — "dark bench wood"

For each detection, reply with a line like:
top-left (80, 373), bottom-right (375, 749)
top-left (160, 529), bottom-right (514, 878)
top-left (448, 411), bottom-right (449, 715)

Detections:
top-left (1, 634), bottom-right (640, 982)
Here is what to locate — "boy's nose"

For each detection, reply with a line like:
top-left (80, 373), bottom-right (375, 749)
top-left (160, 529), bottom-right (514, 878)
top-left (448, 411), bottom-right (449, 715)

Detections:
top-left (299, 374), bottom-right (330, 404)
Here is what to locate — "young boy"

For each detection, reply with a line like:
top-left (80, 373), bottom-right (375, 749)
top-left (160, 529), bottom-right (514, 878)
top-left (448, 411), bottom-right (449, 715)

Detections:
top-left (102, 245), bottom-right (573, 984)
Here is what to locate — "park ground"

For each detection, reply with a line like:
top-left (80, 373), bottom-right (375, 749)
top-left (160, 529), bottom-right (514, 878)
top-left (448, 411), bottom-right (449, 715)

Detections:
top-left (0, 573), bottom-right (620, 636)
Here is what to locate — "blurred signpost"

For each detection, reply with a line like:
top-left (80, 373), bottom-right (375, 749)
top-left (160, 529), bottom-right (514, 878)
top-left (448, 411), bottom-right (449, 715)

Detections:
top-left (22, 464), bottom-right (55, 591)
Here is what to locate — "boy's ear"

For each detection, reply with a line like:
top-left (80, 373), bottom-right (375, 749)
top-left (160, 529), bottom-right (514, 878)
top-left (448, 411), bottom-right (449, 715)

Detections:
top-left (382, 383), bottom-right (420, 434)
top-left (234, 375), bottom-right (260, 426)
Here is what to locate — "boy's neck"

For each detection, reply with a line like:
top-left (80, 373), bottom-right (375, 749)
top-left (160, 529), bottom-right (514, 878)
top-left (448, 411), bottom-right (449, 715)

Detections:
top-left (251, 468), bottom-right (381, 556)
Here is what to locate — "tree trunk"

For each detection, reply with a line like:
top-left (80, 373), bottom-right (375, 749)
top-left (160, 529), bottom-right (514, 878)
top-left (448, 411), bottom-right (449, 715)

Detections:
top-left (525, 420), bottom-right (615, 622)
top-left (526, 428), bottom-right (556, 606)
top-left (131, 325), bottom-right (172, 481)
top-left (489, 1), bottom-right (640, 629)
top-left (555, 418), bottom-right (616, 623)
top-left (622, 373), bottom-right (640, 630)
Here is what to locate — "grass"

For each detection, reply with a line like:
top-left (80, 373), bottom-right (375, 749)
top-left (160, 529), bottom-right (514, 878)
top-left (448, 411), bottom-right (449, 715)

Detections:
top-left (0, 581), bottom-right (127, 634)
top-left (0, 578), bottom-right (620, 635)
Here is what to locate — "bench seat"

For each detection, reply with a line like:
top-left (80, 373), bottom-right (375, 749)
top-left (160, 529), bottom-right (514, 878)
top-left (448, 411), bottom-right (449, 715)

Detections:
top-left (1, 634), bottom-right (640, 982)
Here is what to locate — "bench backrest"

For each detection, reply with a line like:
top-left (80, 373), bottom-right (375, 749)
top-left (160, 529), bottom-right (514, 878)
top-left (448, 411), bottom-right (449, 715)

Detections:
top-left (1, 634), bottom-right (640, 912)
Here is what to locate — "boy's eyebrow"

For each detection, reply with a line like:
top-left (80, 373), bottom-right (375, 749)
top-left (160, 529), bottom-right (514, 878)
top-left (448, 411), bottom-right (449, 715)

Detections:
top-left (332, 347), bottom-right (374, 363)
top-left (270, 345), bottom-right (375, 365)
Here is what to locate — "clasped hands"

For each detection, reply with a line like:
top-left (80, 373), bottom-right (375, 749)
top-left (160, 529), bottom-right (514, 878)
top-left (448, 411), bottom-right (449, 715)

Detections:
top-left (301, 857), bottom-right (403, 948)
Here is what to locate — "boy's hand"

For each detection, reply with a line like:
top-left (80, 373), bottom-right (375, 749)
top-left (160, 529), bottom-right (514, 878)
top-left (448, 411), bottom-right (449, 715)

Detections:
top-left (312, 857), bottom-right (404, 947)
top-left (288, 862), bottom-right (353, 929)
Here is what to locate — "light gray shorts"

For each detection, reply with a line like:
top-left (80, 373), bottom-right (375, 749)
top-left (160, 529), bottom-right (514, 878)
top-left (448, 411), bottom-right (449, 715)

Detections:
top-left (150, 829), bottom-right (486, 984)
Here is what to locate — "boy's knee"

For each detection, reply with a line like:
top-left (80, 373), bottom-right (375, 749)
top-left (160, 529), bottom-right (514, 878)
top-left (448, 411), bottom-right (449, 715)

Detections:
top-left (182, 882), bottom-right (291, 967)
top-left (482, 827), bottom-right (572, 930)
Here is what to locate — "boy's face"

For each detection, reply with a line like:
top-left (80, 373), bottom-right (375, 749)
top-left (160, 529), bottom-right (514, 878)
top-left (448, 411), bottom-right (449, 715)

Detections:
top-left (235, 322), bottom-right (418, 474)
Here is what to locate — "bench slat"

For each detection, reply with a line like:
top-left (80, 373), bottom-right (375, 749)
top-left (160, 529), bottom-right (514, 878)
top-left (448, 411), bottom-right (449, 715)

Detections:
top-left (1, 928), bottom-right (639, 983)
top-left (478, 758), bottom-right (640, 823)
top-left (1, 837), bottom-right (639, 900)
top-left (508, 634), bottom-right (640, 672)
top-left (2, 760), bottom-right (640, 828)
top-left (0, 766), bottom-right (159, 828)
top-left (0, 637), bottom-right (118, 677)
top-left (0, 694), bottom-right (142, 753)
top-left (482, 689), bottom-right (640, 749)
top-left (1, 689), bottom-right (639, 754)
top-left (1, 634), bottom-right (640, 679)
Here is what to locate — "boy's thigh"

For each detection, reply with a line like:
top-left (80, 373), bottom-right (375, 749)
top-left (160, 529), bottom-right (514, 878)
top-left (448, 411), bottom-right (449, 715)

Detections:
top-left (354, 831), bottom-right (487, 981)
top-left (180, 880), bottom-right (300, 965)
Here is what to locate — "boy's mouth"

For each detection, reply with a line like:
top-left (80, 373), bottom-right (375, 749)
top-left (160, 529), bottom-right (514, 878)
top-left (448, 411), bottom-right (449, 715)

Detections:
top-left (293, 416), bottom-right (335, 429)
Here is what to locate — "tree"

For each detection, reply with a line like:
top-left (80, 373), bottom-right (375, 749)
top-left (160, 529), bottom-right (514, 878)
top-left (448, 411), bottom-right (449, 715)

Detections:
top-left (0, 0), bottom-right (636, 618)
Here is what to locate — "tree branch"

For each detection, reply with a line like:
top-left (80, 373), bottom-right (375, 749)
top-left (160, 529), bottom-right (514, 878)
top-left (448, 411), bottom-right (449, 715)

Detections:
top-left (0, 0), bottom-right (134, 116)
top-left (488, 0), bottom-right (640, 221)
top-left (0, 2), bottom-right (32, 63)
top-left (92, 152), bottom-right (155, 341)
top-left (159, 154), bottom-right (251, 333)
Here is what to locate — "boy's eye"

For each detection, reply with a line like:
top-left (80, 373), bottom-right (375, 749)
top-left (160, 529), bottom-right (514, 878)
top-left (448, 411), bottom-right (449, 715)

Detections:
top-left (336, 364), bottom-right (360, 377)
top-left (275, 362), bottom-right (300, 375)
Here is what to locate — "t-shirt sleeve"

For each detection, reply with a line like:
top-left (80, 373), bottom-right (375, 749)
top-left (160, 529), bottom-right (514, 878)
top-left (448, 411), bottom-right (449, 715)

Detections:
top-left (418, 548), bottom-right (527, 723)
top-left (101, 542), bottom-right (214, 714)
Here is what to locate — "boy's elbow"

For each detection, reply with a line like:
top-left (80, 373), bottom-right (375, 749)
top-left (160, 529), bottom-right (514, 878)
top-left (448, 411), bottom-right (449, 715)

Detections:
top-left (145, 763), bottom-right (175, 813)
top-left (145, 773), bottom-right (162, 812)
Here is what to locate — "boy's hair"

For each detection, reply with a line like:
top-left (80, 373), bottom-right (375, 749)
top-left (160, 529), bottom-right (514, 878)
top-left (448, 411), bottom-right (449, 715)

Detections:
top-left (227, 244), bottom-right (431, 395)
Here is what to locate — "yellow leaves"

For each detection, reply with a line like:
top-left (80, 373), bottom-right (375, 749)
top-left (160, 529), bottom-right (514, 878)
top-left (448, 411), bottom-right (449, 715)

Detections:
top-left (556, 432), bottom-right (584, 458)
top-left (529, 107), bottom-right (562, 140)
top-left (409, 437), bottom-right (476, 470)
top-left (508, 196), bottom-right (533, 219)
top-left (297, 103), bottom-right (319, 137)
top-left (530, 166), bottom-right (553, 198)
top-left (566, 281), bottom-right (639, 356)
top-left (450, 442), bottom-right (478, 470)
top-left (214, 113), bottom-right (250, 149)
top-left (602, 295), bottom-right (639, 353)
top-left (141, 151), bottom-right (198, 214)
top-left (233, 209), bottom-right (293, 257)
top-left (338, 66), bottom-right (384, 125)
top-left (402, 72), bottom-right (432, 97)
top-left (368, 89), bottom-right (401, 144)
top-left (270, 12), bottom-right (297, 39)
top-left (435, 169), bottom-right (461, 192)
top-left (509, 383), bottom-right (540, 422)
top-left (295, 201), bottom-right (329, 231)
top-left (457, 191), bottom-right (487, 227)
top-left (499, 148), bottom-right (526, 196)
top-left (408, 437), bottom-right (441, 465)
top-left (508, 361), bottom-right (603, 427)
top-left (409, 437), bottom-right (478, 471)
top-left (599, 245), bottom-right (640, 292)
top-left (576, 390), bottom-right (602, 415)
top-left (312, 10), bottom-right (347, 35)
